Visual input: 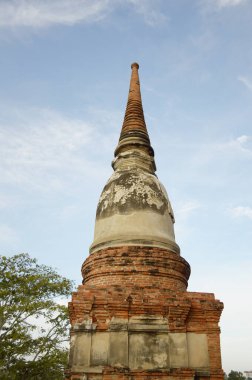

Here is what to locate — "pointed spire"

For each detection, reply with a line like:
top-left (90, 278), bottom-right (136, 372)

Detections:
top-left (114, 63), bottom-right (154, 158)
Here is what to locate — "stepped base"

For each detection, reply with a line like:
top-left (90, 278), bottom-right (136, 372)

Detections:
top-left (66, 285), bottom-right (223, 380)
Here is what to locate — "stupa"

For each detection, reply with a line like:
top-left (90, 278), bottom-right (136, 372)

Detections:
top-left (65, 63), bottom-right (224, 380)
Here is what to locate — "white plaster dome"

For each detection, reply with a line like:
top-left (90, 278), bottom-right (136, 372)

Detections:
top-left (90, 167), bottom-right (180, 254)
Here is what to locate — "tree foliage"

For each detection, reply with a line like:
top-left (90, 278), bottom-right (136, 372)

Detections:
top-left (0, 253), bottom-right (73, 379)
top-left (227, 371), bottom-right (246, 380)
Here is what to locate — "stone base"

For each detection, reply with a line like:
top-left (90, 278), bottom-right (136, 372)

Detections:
top-left (65, 368), bottom-right (224, 380)
top-left (66, 284), bottom-right (223, 380)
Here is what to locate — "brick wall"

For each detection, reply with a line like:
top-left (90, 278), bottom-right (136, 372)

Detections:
top-left (82, 246), bottom-right (190, 292)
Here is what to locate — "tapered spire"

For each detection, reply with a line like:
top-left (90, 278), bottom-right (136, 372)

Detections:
top-left (115, 63), bottom-right (154, 157)
top-left (91, 62), bottom-right (178, 255)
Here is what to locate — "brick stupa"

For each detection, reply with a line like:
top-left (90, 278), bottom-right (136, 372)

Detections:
top-left (66, 63), bottom-right (224, 380)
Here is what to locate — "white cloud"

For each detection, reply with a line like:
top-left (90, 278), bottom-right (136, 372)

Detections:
top-left (0, 0), bottom-right (167, 29)
top-left (230, 206), bottom-right (252, 219)
top-left (0, 107), bottom-right (96, 191)
top-left (0, 0), bottom-right (114, 28)
top-left (215, 0), bottom-right (247, 7)
top-left (238, 75), bottom-right (252, 92)
top-left (190, 135), bottom-right (252, 170)
top-left (236, 135), bottom-right (250, 144)
top-left (128, 0), bottom-right (167, 26)
top-left (0, 104), bottom-right (122, 197)
top-left (200, 0), bottom-right (248, 12)
top-left (216, 135), bottom-right (252, 155)
top-left (176, 201), bottom-right (201, 220)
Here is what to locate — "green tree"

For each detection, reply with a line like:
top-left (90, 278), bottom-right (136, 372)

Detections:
top-left (0, 253), bottom-right (73, 380)
top-left (228, 371), bottom-right (246, 380)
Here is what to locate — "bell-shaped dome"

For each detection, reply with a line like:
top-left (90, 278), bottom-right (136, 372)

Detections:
top-left (90, 63), bottom-right (180, 255)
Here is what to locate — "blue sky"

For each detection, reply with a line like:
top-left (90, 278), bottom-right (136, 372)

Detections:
top-left (0, 0), bottom-right (251, 373)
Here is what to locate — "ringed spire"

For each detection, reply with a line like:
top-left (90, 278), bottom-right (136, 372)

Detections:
top-left (115, 62), bottom-right (154, 157)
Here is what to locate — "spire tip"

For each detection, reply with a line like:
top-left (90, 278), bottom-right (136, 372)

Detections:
top-left (131, 62), bottom-right (139, 69)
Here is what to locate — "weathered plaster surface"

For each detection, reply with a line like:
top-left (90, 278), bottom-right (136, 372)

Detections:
top-left (187, 333), bottom-right (209, 368)
top-left (169, 333), bottom-right (188, 368)
top-left (97, 169), bottom-right (174, 220)
top-left (129, 333), bottom-right (170, 370)
top-left (91, 332), bottom-right (109, 366)
top-left (109, 331), bottom-right (128, 367)
top-left (70, 328), bottom-right (209, 372)
top-left (71, 333), bottom-right (91, 369)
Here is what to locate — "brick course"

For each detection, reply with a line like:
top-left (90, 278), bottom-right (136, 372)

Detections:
top-left (82, 246), bottom-right (190, 292)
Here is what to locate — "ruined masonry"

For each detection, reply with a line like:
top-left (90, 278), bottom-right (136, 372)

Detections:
top-left (66, 63), bottom-right (224, 380)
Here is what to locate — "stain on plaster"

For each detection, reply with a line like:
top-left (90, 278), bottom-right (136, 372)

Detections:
top-left (96, 169), bottom-right (174, 221)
